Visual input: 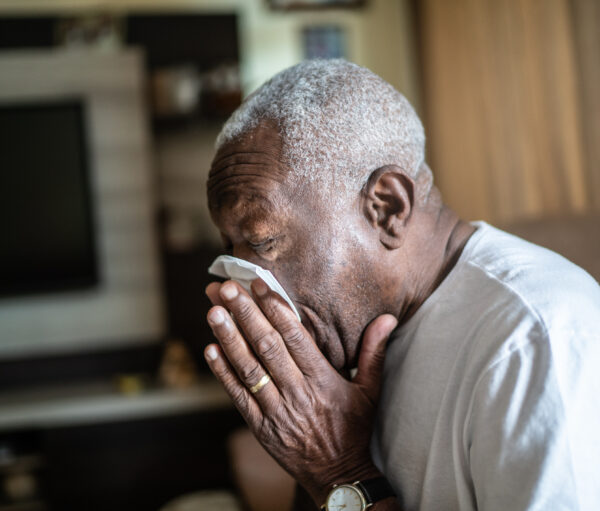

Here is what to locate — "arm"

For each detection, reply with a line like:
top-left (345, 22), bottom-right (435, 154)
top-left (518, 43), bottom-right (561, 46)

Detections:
top-left (204, 278), bottom-right (402, 510)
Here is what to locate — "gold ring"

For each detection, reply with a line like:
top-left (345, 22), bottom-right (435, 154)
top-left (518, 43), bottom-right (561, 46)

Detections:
top-left (249, 374), bottom-right (271, 394)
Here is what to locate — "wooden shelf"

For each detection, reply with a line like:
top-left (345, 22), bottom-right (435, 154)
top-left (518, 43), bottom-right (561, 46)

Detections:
top-left (0, 454), bottom-right (44, 474)
top-left (0, 379), bottom-right (231, 432)
top-left (0, 501), bottom-right (46, 511)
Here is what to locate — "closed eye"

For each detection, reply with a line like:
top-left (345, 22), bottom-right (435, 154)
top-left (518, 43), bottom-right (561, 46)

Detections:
top-left (249, 237), bottom-right (276, 252)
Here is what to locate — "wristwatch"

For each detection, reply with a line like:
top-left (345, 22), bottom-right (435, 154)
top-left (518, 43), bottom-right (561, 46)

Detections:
top-left (321, 477), bottom-right (396, 510)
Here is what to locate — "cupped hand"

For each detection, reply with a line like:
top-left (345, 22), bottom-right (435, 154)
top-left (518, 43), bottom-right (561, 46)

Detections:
top-left (204, 278), bottom-right (398, 505)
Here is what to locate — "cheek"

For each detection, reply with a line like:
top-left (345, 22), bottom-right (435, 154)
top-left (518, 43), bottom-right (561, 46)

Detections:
top-left (282, 219), bottom-right (354, 302)
top-left (273, 227), bottom-right (373, 368)
top-left (273, 208), bottom-right (359, 309)
top-left (278, 254), bottom-right (332, 304)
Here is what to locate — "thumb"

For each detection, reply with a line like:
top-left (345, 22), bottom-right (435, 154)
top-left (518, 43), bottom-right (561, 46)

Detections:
top-left (353, 314), bottom-right (398, 401)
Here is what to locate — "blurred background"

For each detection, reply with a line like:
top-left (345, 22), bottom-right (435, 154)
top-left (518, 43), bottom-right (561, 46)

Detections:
top-left (0, 0), bottom-right (597, 510)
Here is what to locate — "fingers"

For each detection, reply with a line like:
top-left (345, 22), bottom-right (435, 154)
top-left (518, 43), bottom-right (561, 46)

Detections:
top-left (206, 282), bottom-right (225, 307)
top-left (251, 278), bottom-right (331, 378)
top-left (207, 305), bottom-right (279, 411)
top-left (353, 314), bottom-right (398, 402)
top-left (216, 280), bottom-right (305, 390)
top-left (204, 343), bottom-right (262, 430)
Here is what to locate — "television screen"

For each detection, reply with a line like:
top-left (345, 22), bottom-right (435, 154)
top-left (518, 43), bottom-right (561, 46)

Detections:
top-left (0, 99), bottom-right (98, 297)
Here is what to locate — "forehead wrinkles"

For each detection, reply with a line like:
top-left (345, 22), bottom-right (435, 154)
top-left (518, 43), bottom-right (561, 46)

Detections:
top-left (208, 171), bottom-right (290, 215)
top-left (208, 151), bottom-right (287, 186)
top-left (208, 148), bottom-right (294, 213)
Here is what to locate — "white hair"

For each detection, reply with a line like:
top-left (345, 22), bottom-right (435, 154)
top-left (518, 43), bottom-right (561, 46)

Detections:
top-left (216, 59), bottom-right (431, 201)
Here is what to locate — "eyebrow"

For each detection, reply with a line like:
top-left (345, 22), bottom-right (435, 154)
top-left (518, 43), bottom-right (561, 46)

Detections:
top-left (209, 179), bottom-right (284, 226)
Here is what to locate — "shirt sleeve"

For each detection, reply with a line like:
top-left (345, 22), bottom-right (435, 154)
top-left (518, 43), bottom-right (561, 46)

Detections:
top-left (466, 328), bottom-right (600, 511)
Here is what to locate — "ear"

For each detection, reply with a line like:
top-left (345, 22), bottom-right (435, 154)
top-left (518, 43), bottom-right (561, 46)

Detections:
top-left (361, 165), bottom-right (415, 249)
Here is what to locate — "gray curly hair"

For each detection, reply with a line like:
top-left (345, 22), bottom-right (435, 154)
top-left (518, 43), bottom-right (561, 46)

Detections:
top-left (216, 59), bottom-right (431, 201)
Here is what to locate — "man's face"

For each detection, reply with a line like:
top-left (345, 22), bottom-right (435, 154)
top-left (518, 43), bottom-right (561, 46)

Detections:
top-left (207, 124), bottom-right (383, 370)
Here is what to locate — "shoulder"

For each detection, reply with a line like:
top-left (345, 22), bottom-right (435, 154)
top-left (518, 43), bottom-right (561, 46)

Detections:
top-left (456, 222), bottom-right (600, 431)
top-left (412, 221), bottom-right (600, 381)
top-left (461, 222), bottom-right (600, 342)
top-left (389, 220), bottom-right (599, 385)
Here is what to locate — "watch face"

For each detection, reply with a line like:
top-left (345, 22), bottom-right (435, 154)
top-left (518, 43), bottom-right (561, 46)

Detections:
top-left (327, 485), bottom-right (365, 511)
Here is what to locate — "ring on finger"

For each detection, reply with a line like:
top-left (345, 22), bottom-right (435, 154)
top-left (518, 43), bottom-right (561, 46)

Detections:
top-left (249, 374), bottom-right (271, 394)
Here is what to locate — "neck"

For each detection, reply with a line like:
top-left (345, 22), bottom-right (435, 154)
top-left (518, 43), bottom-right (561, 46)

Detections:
top-left (394, 200), bottom-right (476, 325)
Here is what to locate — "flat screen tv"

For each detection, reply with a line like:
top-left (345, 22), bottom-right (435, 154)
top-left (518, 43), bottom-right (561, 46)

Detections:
top-left (0, 99), bottom-right (98, 297)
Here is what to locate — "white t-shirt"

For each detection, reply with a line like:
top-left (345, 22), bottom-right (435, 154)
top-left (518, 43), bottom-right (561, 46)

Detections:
top-left (371, 221), bottom-right (600, 511)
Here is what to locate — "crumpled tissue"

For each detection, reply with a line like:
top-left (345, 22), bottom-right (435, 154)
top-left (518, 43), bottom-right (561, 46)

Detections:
top-left (208, 255), bottom-right (301, 322)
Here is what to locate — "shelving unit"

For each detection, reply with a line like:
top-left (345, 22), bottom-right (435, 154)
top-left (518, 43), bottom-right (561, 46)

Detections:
top-left (0, 379), bottom-right (230, 432)
top-left (0, 380), bottom-right (240, 511)
top-left (0, 446), bottom-right (46, 511)
top-left (0, 501), bottom-right (47, 511)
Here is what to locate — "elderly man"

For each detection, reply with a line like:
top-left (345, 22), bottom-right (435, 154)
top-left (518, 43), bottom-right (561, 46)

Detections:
top-left (203, 60), bottom-right (600, 511)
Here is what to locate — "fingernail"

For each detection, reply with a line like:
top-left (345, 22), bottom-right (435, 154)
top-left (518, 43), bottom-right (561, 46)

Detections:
top-left (208, 308), bottom-right (225, 325)
top-left (254, 279), bottom-right (268, 297)
top-left (221, 283), bottom-right (238, 300)
top-left (206, 345), bottom-right (218, 361)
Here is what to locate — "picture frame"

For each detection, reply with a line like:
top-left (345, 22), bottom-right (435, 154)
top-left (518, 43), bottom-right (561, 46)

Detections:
top-left (268, 0), bottom-right (366, 10)
top-left (303, 25), bottom-right (346, 59)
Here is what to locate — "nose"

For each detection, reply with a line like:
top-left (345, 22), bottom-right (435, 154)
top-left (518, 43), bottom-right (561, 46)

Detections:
top-left (230, 245), bottom-right (293, 297)
top-left (230, 246), bottom-right (285, 285)
top-left (231, 245), bottom-right (266, 269)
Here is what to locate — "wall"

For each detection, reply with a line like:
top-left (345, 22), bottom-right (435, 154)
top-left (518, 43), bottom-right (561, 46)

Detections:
top-left (0, 0), bottom-right (420, 251)
top-left (0, 0), bottom-right (419, 107)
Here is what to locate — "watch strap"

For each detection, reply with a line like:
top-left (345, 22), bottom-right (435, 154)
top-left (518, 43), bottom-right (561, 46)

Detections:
top-left (355, 477), bottom-right (396, 505)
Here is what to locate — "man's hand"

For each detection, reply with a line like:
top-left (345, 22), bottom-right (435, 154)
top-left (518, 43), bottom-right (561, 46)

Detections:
top-left (204, 278), bottom-right (398, 505)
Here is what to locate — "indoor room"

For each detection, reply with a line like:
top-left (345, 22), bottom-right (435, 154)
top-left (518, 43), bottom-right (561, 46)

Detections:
top-left (0, 1), bottom-right (598, 510)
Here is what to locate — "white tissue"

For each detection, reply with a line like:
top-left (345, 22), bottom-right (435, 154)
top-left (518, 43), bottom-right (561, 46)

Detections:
top-left (208, 255), bottom-right (301, 322)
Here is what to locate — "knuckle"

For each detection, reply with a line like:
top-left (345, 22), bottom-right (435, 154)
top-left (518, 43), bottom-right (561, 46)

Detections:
top-left (256, 331), bottom-right (281, 361)
top-left (218, 328), bottom-right (238, 347)
top-left (230, 385), bottom-right (250, 410)
top-left (213, 363), bottom-right (230, 380)
top-left (261, 296), bottom-right (279, 318)
top-left (263, 295), bottom-right (294, 324)
top-left (291, 388), bottom-right (312, 409)
top-left (235, 300), bottom-right (255, 323)
top-left (239, 362), bottom-right (262, 383)
top-left (258, 422), bottom-right (276, 446)
top-left (281, 326), bottom-right (306, 350)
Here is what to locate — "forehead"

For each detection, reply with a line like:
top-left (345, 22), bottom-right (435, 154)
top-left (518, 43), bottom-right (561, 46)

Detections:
top-left (207, 123), bottom-right (295, 229)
